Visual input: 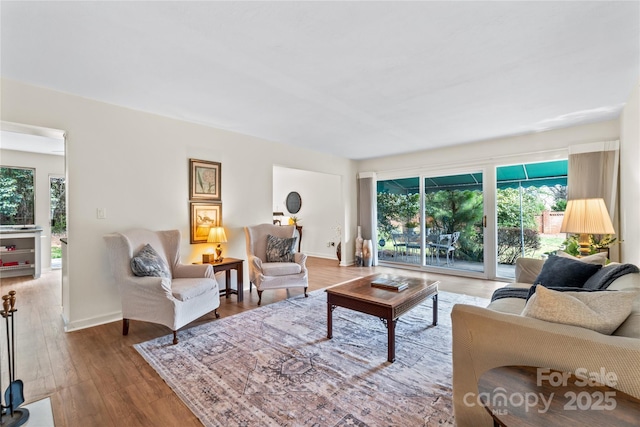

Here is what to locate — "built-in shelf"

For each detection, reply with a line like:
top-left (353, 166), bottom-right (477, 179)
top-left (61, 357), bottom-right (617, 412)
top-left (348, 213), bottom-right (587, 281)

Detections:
top-left (0, 227), bottom-right (42, 279)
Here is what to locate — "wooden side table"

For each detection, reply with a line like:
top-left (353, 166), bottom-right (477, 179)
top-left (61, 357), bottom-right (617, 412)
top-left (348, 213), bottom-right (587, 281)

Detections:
top-left (477, 365), bottom-right (640, 426)
top-left (205, 257), bottom-right (244, 302)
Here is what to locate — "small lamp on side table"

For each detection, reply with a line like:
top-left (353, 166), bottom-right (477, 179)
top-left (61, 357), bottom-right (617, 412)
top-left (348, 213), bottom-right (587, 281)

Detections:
top-left (560, 198), bottom-right (615, 257)
top-left (203, 226), bottom-right (227, 263)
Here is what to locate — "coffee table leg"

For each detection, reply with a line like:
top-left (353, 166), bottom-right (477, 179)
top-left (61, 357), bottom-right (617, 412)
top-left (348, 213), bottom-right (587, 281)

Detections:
top-left (327, 303), bottom-right (333, 339)
top-left (432, 294), bottom-right (438, 326)
top-left (388, 317), bottom-right (396, 363)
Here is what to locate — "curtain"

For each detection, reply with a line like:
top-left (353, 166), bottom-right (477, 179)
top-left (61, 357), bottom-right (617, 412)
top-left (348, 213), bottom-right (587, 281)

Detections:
top-left (358, 172), bottom-right (377, 265)
top-left (567, 141), bottom-right (620, 260)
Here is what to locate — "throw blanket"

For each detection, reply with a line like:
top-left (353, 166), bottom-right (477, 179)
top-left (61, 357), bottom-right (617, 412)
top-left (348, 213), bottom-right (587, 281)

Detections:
top-left (583, 263), bottom-right (640, 290)
top-left (490, 263), bottom-right (639, 302)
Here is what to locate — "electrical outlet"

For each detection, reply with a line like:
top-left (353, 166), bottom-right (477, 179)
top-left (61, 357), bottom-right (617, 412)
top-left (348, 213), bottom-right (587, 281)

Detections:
top-left (97, 207), bottom-right (107, 219)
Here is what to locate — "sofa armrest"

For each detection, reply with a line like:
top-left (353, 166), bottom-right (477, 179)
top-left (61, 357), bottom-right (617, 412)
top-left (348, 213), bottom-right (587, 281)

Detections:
top-left (451, 303), bottom-right (640, 427)
top-left (515, 257), bottom-right (545, 284)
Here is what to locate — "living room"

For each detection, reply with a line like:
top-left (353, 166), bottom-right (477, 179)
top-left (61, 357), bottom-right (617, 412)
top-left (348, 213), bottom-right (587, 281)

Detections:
top-left (1, 2), bottom-right (639, 426)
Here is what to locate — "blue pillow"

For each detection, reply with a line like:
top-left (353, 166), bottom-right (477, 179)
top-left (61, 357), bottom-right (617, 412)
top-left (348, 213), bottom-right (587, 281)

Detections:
top-left (130, 244), bottom-right (171, 279)
top-left (532, 255), bottom-right (602, 288)
top-left (265, 234), bottom-right (296, 262)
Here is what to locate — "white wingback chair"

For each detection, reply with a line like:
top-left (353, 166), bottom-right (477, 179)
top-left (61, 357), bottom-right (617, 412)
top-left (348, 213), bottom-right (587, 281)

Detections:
top-left (244, 224), bottom-right (308, 305)
top-left (104, 229), bottom-right (221, 344)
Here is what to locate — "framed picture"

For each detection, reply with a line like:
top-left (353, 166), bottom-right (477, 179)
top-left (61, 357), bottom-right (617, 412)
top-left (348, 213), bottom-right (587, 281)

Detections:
top-left (189, 159), bottom-right (221, 201)
top-left (190, 202), bottom-right (222, 243)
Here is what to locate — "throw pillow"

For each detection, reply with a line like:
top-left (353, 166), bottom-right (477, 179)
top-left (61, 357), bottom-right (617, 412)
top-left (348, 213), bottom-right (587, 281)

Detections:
top-left (555, 250), bottom-right (608, 266)
top-left (533, 255), bottom-right (602, 288)
top-left (130, 244), bottom-right (172, 279)
top-left (265, 234), bottom-right (297, 262)
top-left (521, 285), bottom-right (639, 334)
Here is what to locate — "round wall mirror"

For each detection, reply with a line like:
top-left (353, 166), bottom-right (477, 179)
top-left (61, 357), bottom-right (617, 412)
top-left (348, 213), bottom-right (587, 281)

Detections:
top-left (286, 191), bottom-right (302, 214)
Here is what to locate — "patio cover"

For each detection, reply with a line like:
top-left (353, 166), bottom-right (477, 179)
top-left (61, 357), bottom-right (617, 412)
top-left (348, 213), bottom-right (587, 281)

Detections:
top-left (377, 160), bottom-right (567, 194)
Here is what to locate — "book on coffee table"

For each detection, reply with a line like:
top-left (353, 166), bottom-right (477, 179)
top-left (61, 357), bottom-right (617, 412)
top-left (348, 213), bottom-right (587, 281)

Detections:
top-left (371, 277), bottom-right (408, 291)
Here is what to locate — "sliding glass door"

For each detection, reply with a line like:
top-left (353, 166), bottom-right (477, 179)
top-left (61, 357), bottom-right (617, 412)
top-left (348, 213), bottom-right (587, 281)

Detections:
top-left (377, 171), bottom-right (485, 274)
top-left (424, 172), bottom-right (484, 273)
top-left (495, 160), bottom-right (568, 279)
top-left (377, 177), bottom-right (423, 264)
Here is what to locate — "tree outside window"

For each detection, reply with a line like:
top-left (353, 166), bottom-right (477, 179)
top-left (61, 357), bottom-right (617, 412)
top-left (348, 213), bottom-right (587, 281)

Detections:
top-left (0, 166), bottom-right (35, 225)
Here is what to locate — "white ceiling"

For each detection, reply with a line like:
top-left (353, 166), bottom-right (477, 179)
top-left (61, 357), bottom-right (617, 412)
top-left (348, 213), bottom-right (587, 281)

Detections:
top-left (1, 1), bottom-right (638, 160)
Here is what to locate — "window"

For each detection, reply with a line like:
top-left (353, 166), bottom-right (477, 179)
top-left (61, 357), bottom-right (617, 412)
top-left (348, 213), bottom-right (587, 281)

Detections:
top-left (0, 166), bottom-right (35, 225)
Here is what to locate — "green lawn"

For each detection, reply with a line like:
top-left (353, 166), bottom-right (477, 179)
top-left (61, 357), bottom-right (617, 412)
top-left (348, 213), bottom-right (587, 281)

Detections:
top-left (537, 235), bottom-right (565, 255)
top-left (51, 246), bottom-right (62, 259)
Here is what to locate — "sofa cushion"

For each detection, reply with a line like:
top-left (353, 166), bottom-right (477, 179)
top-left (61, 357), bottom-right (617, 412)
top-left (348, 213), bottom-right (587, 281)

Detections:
top-left (555, 250), bottom-right (608, 265)
top-left (533, 255), bottom-right (601, 288)
top-left (262, 262), bottom-right (302, 277)
top-left (171, 278), bottom-right (216, 302)
top-left (521, 285), bottom-right (639, 335)
top-left (265, 234), bottom-right (297, 262)
top-left (130, 243), bottom-right (172, 279)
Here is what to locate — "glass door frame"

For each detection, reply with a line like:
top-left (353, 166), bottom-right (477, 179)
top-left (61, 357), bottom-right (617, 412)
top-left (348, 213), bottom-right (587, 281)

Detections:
top-left (376, 165), bottom-right (495, 280)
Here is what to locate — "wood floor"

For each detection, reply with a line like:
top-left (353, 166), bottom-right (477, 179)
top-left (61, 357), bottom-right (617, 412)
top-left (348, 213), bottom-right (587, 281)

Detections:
top-left (1, 257), bottom-right (504, 426)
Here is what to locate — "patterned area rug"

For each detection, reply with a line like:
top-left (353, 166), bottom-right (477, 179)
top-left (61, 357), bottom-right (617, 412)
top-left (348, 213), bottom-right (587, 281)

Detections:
top-left (134, 289), bottom-right (488, 427)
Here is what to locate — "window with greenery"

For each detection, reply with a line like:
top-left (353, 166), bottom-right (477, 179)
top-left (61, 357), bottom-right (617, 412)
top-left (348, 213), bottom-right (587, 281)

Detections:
top-left (0, 166), bottom-right (35, 226)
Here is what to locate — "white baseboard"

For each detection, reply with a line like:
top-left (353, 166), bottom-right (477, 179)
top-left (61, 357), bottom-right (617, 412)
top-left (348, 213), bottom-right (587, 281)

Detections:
top-left (63, 310), bottom-right (121, 332)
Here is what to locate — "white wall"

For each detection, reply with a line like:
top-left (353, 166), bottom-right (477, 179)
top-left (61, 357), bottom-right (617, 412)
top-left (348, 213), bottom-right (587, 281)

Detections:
top-left (273, 166), bottom-right (342, 259)
top-left (0, 149), bottom-right (65, 270)
top-left (1, 78), bottom-right (356, 331)
top-left (620, 79), bottom-right (640, 264)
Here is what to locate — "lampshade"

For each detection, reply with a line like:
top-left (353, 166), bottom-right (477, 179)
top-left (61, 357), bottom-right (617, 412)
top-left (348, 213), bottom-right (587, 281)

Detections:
top-left (560, 198), bottom-right (615, 235)
top-left (207, 226), bottom-right (227, 243)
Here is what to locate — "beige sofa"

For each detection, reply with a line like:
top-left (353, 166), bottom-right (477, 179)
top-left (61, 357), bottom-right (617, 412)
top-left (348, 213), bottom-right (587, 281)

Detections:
top-left (451, 257), bottom-right (640, 426)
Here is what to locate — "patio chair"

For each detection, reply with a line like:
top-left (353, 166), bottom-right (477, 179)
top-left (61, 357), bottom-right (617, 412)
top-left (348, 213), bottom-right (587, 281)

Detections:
top-left (429, 231), bottom-right (460, 265)
top-left (391, 231), bottom-right (407, 260)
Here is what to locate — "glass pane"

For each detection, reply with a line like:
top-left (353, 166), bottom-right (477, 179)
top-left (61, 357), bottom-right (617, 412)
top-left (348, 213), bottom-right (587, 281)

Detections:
top-left (0, 166), bottom-right (35, 225)
top-left (424, 172), bottom-right (484, 272)
top-left (377, 177), bottom-right (422, 264)
top-left (496, 160), bottom-right (568, 279)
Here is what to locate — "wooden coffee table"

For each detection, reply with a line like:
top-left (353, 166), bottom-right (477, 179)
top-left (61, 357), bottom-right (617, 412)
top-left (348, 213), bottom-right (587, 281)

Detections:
top-left (326, 274), bottom-right (439, 362)
top-left (478, 365), bottom-right (640, 426)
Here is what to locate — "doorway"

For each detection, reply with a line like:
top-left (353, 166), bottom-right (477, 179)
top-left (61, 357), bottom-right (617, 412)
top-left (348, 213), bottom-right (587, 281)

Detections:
top-left (50, 175), bottom-right (66, 269)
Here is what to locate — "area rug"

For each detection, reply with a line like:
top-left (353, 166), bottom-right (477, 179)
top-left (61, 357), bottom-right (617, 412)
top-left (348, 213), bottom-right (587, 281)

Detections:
top-left (134, 289), bottom-right (488, 427)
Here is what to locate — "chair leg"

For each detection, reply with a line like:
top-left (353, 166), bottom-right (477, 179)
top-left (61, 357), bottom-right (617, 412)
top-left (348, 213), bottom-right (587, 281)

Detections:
top-left (257, 290), bottom-right (263, 305)
top-left (215, 309), bottom-right (220, 318)
top-left (122, 318), bottom-right (130, 336)
top-left (172, 331), bottom-right (178, 345)
top-left (249, 282), bottom-right (253, 292)
top-left (304, 287), bottom-right (308, 298)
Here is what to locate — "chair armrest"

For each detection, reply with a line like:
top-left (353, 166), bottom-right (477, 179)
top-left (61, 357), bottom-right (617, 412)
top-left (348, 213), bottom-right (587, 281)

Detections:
top-left (118, 275), bottom-right (173, 297)
top-left (173, 263), bottom-right (214, 279)
top-left (248, 254), bottom-right (263, 271)
top-left (451, 303), bottom-right (640, 426)
top-left (294, 252), bottom-right (307, 266)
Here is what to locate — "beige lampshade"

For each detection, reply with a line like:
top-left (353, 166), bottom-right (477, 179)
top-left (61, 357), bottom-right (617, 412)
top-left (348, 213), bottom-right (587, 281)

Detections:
top-left (207, 226), bottom-right (228, 243)
top-left (560, 198), bottom-right (615, 235)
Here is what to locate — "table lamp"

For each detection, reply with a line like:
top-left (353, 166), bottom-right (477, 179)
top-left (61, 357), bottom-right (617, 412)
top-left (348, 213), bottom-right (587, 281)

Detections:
top-left (560, 198), bottom-right (614, 257)
top-left (203, 226), bottom-right (227, 263)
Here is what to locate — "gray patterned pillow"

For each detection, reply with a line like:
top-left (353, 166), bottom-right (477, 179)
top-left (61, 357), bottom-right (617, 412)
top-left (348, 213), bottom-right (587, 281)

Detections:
top-left (265, 234), bottom-right (296, 262)
top-left (131, 244), bottom-right (172, 279)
